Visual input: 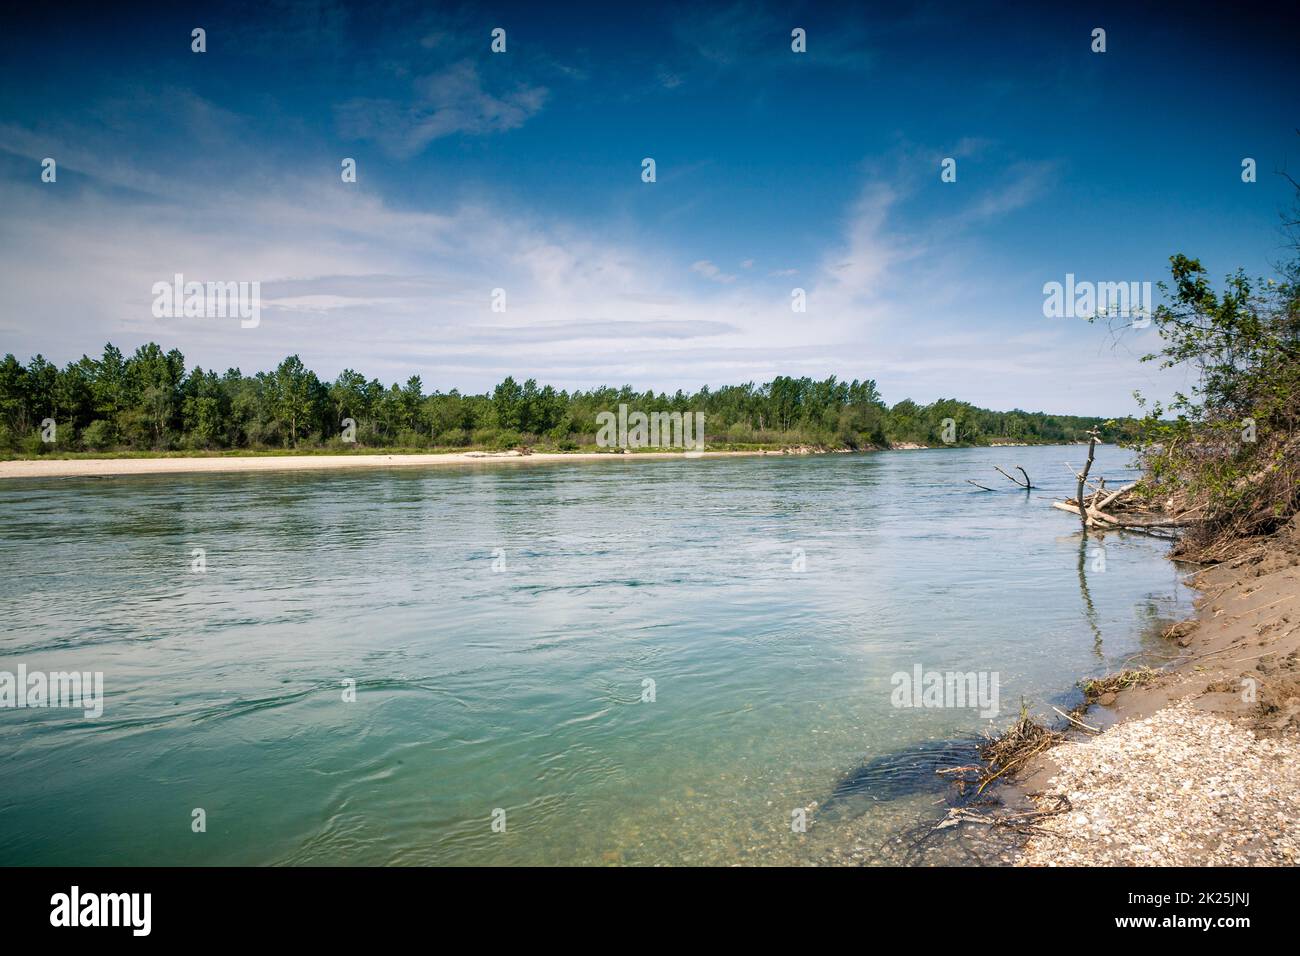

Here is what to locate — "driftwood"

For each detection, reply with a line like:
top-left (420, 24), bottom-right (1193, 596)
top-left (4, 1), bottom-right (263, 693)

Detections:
top-left (1038, 431), bottom-right (1199, 535)
top-left (931, 795), bottom-right (1072, 834)
top-left (1071, 429), bottom-right (1100, 531)
top-left (1064, 462), bottom-right (1105, 495)
top-left (1051, 705), bottom-right (1101, 733)
top-left (970, 464), bottom-right (1034, 491)
top-left (966, 438), bottom-right (1193, 536)
top-left (1054, 501), bottom-right (1119, 524)
top-left (1090, 477), bottom-right (1106, 508)
top-left (993, 465), bottom-right (1033, 489)
top-left (1095, 481), bottom-right (1136, 511)
top-left (1051, 501), bottom-right (1194, 529)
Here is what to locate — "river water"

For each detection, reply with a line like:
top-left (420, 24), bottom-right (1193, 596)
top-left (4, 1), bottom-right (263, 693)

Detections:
top-left (0, 445), bottom-right (1192, 865)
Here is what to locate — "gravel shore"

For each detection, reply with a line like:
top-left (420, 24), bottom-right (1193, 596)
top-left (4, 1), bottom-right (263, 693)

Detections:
top-left (1017, 516), bottom-right (1300, 866)
top-left (1018, 702), bottom-right (1300, 865)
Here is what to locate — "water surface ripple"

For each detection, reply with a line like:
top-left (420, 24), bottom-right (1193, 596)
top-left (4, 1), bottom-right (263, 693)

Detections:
top-left (0, 446), bottom-right (1192, 865)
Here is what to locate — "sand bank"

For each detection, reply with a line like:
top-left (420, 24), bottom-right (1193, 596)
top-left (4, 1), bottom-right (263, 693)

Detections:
top-left (0, 449), bottom-right (770, 480)
top-left (1016, 516), bottom-right (1300, 865)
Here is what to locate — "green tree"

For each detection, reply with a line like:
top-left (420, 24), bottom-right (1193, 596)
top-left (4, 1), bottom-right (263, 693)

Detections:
top-left (272, 355), bottom-right (317, 446)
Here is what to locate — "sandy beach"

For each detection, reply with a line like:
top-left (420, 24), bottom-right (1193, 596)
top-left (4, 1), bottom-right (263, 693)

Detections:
top-left (1016, 516), bottom-right (1300, 865)
top-left (0, 449), bottom-right (769, 480)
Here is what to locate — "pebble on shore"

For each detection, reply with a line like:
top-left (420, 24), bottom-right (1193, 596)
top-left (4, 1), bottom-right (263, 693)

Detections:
top-left (1018, 701), bottom-right (1300, 866)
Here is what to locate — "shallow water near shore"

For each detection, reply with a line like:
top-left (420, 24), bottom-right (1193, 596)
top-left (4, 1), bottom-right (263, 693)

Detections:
top-left (0, 445), bottom-right (1194, 865)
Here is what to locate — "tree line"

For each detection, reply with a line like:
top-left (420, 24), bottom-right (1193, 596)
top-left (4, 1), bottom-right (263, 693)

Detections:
top-left (0, 342), bottom-right (1123, 455)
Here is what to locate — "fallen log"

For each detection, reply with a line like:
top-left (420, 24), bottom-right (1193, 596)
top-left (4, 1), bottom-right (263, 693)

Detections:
top-left (1106, 515), bottom-right (1195, 529)
top-left (1088, 477), bottom-right (1107, 510)
top-left (1053, 501), bottom-right (1119, 526)
top-left (1052, 501), bottom-right (1195, 529)
top-left (1094, 481), bottom-right (1138, 512)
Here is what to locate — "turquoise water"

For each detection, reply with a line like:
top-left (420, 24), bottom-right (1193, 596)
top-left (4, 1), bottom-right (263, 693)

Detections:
top-left (0, 446), bottom-right (1192, 865)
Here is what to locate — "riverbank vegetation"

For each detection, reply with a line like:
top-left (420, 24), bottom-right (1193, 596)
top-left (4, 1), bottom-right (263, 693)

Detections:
top-left (1122, 172), bottom-right (1300, 561)
top-left (0, 350), bottom-right (1122, 458)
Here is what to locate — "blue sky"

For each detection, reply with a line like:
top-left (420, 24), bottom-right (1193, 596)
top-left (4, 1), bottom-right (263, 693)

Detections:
top-left (1, 0), bottom-right (1297, 414)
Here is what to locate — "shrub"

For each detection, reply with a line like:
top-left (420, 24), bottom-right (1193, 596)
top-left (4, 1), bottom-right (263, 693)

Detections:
top-left (1125, 249), bottom-right (1300, 558)
top-left (435, 428), bottom-right (470, 447)
top-left (80, 419), bottom-right (118, 451)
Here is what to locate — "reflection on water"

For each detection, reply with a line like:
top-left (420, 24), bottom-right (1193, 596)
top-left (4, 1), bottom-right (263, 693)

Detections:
top-left (1078, 535), bottom-right (1105, 656)
top-left (0, 445), bottom-right (1193, 865)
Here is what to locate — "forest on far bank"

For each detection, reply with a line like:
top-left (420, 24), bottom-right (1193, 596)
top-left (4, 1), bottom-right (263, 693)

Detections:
top-left (0, 343), bottom-right (1128, 455)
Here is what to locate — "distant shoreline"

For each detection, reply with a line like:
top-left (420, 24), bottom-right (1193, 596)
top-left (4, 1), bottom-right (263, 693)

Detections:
top-left (0, 440), bottom-right (1112, 480)
top-left (0, 448), bottom-right (775, 479)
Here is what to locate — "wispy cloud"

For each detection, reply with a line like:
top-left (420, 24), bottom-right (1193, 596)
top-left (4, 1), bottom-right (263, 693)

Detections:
top-left (335, 61), bottom-right (548, 158)
top-left (0, 88), bottom-right (1154, 413)
top-left (949, 160), bottom-right (1057, 228)
top-left (661, 1), bottom-right (874, 87)
top-left (691, 260), bottom-right (738, 283)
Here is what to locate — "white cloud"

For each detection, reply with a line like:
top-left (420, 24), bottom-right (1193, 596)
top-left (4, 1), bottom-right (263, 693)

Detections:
top-left (0, 120), bottom-right (1165, 413)
top-left (690, 260), bottom-right (738, 284)
top-left (335, 61), bottom-right (548, 158)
